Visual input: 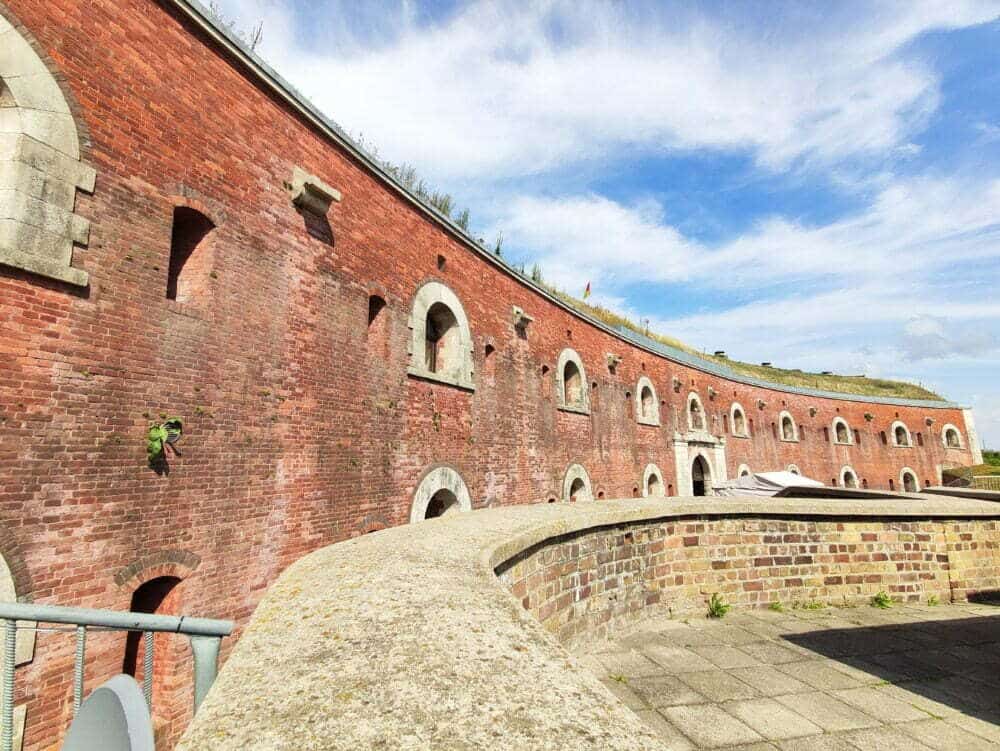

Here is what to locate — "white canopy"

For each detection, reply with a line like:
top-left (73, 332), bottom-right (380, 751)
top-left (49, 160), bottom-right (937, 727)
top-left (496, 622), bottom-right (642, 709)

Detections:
top-left (714, 471), bottom-right (824, 497)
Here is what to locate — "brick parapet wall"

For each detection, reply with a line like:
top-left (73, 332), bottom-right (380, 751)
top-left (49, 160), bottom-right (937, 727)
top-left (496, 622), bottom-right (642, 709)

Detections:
top-left (496, 516), bottom-right (1000, 649)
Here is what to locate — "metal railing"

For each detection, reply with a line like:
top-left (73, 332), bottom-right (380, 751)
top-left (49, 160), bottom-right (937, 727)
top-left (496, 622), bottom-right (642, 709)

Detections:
top-left (0, 602), bottom-right (233, 751)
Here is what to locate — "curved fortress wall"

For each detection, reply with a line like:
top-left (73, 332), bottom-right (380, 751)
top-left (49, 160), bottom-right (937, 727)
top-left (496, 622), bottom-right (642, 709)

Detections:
top-left (0, 0), bottom-right (983, 748)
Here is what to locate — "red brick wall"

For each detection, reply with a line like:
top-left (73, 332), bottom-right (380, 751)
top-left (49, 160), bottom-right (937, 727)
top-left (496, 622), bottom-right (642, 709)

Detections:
top-left (0, 0), bottom-right (982, 747)
top-left (496, 516), bottom-right (1000, 649)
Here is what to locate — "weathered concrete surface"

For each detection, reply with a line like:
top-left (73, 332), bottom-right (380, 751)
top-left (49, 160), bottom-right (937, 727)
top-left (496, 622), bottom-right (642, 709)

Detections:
top-left (178, 496), bottom-right (1000, 750)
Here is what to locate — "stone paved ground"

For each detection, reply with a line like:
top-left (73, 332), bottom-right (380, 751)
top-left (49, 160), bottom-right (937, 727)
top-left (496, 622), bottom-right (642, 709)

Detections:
top-left (578, 601), bottom-right (1000, 750)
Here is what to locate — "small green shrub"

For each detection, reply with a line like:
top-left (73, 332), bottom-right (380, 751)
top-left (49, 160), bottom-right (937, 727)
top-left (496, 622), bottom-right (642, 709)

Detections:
top-left (927, 594), bottom-right (940, 606)
top-left (871, 591), bottom-right (893, 609)
top-left (768, 601), bottom-right (784, 612)
top-left (708, 593), bottom-right (731, 619)
top-left (802, 600), bottom-right (825, 610)
top-left (609, 673), bottom-right (628, 684)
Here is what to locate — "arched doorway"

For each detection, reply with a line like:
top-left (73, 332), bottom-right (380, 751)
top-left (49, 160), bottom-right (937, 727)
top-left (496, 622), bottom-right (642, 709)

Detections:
top-left (692, 456), bottom-right (710, 497)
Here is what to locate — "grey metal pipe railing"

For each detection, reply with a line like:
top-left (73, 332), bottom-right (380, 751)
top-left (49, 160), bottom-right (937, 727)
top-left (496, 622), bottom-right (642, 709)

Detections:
top-left (0, 602), bottom-right (233, 751)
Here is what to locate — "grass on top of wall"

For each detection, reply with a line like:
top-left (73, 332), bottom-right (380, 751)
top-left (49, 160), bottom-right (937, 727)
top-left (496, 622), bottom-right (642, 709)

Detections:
top-left (545, 287), bottom-right (943, 401)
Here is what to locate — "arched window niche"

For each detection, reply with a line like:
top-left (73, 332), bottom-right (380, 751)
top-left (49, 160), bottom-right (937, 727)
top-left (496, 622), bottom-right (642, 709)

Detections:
top-left (900, 468), bottom-right (919, 493)
top-left (779, 411), bottom-right (798, 442)
top-left (941, 424), bottom-right (963, 450)
top-left (635, 376), bottom-right (660, 426)
top-left (737, 464), bottom-right (752, 478)
top-left (556, 348), bottom-right (589, 414)
top-left (891, 421), bottom-right (912, 448)
top-left (410, 465), bottom-right (473, 523)
top-left (832, 417), bottom-right (852, 445)
top-left (407, 281), bottom-right (475, 390)
top-left (562, 463), bottom-right (593, 502)
top-left (840, 466), bottom-right (859, 489)
top-left (0, 20), bottom-right (96, 287)
top-left (687, 392), bottom-right (706, 431)
top-left (730, 403), bottom-right (748, 437)
top-left (787, 464), bottom-right (801, 475)
top-left (642, 463), bottom-right (665, 497)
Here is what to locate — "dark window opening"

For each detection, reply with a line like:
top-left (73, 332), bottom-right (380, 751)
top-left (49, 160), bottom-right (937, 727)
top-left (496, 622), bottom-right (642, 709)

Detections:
top-left (367, 295), bottom-right (386, 326)
top-left (436, 254), bottom-right (446, 270)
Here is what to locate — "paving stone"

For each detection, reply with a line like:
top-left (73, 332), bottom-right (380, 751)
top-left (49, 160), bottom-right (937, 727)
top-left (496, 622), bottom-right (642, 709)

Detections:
top-left (821, 658), bottom-right (891, 686)
top-left (840, 726), bottom-right (936, 750)
top-left (738, 640), bottom-right (809, 665)
top-left (598, 676), bottom-right (646, 710)
top-left (831, 686), bottom-right (933, 723)
top-left (895, 718), bottom-right (996, 750)
top-left (945, 713), bottom-right (1000, 743)
top-left (691, 644), bottom-right (762, 669)
top-left (924, 674), bottom-right (1000, 713)
top-left (724, 698), bottom-right (824, 740)
top-left (879, 680), bottom-right (963, 718)
top-left (774, 661), bottom-right (864, 691)
top-left (633, 709), bottom-right (696, 750)
top-left (776, 734), bottom-right (860, 751)
top-left (775, 691), bottom-right (880, 732)
top-left (712, 625), bottom-right (766, 646)
top-left (596, 649), bottom-right (662, 678)
top-left (641, 645), bottom-right (719, 673)
top-left (678, 669), bottom-right (761, 703)
top-left (629, 675), bottom-right (706, 708)
top-left (865, 651), bottom-right (947, 681)
top-left (727, 666), bottom-right (812, 696)
top-left (662, 704), bottom-right (764, 748)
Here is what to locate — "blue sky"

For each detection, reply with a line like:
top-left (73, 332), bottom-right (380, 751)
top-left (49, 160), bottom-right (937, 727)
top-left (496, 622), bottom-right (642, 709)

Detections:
top-left (216, 0), bottom-right (1000, 448)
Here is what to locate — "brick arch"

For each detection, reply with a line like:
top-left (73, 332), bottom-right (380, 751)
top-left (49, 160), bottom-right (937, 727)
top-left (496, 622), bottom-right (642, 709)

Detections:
top-left (0, 7), bottom-right (96, 287)
top-left (355, 513), bottom-right (391, 536)
top-left (410, 464), bottom-right (472, 523)
top-left (113, 549), bottom-right (201, 593)
top-left (562, 463), bottom-right (593, 502)
top-left (642, 463), bottom-right (665, 497)
top-left (0, 526), bottom-right (33, 599)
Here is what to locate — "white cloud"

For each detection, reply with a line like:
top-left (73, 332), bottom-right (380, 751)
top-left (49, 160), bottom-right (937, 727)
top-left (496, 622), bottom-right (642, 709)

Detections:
top-left (497, 175), bottom-right (1000, 293)
top-left (216, 0), bottom-right (999, 180)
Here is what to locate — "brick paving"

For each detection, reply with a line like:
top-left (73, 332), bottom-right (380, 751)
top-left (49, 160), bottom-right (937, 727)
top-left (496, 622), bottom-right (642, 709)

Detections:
top-left (579, 602), bottom-right (1000, 749)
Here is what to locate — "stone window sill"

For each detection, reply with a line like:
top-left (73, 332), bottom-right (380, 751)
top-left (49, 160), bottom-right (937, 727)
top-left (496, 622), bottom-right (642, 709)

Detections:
top-left (406, 366), bottom-right (475, 392)
top-left (557, 403), bottom-right (590, 416)
top-left (637, 417), bottom-right (660, 427)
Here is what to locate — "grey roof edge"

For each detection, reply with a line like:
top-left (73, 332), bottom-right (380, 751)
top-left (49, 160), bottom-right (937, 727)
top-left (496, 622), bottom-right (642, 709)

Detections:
top-left (168, 0), bottom-right (961, 411)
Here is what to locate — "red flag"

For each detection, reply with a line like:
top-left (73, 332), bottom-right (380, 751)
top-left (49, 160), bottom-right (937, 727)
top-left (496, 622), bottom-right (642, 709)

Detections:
top-left (583, 281), bottom-right (591, 299)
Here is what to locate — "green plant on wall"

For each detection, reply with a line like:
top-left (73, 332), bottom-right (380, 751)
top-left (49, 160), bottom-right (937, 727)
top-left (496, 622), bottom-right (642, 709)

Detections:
top-left (147, 417), bottom-right (183, 463)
